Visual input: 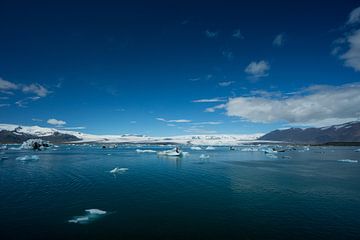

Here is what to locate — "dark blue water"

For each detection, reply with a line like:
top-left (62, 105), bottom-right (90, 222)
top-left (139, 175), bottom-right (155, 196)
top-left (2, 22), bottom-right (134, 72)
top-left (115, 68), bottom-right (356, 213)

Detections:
top-left (1, 145), bottom-right (360, 240)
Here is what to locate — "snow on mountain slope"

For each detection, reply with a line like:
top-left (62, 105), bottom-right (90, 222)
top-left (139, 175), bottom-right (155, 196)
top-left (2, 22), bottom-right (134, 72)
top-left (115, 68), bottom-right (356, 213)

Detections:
top-left (0, 123), bottom-right (264, 145)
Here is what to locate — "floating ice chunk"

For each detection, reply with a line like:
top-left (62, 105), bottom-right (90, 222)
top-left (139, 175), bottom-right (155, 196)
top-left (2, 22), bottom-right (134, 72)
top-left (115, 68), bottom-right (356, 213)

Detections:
top-left (16, 155), bottom-right (39, 161)
top-left (136, 149), bottom-right (157, 153)
top-left (266, 153), bottom-right (278, 159)
top-left (20, 139), bottom-right (50, 150)
top-left (199, 154), bottom-right (210, 159)
top-left (355, 149), bottom-right (360, 152)
top-left (241, 147), bottom-right (259, 152)
top-left (158, 148), bottom-right (182, 156)
top-left (190, 146), bottom-right (202, 150)
top-left (110, 167), bottom-right (128, 174)
top-left (338, 159), bottom-right (358, 163)
top-left (68, 209), bottom-right (107, 224)
top-left (0, 145), bottom-right (8, 150)
top-left (85, 209), bottom-right (107, 215)
top-left (205, 146), bottom-right (216, 150)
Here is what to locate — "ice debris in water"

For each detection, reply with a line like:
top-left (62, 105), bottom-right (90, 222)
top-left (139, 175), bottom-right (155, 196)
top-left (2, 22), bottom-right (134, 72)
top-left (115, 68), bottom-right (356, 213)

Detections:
top-left (190, 146), bottom-right (202, 150)
top-left (205, 146), bottom-right (216, 150)
top-left (109, 167), bottom-right (128, 174)
top-left (354, 149), bottom-right (360, 152)
top-left (265, 153), bottom-right (278, 159)
top-left (68, 209), bottom-right (107, 224)
top-left (136, 149), bottom-right (157, 153)
top-left (20, 139), bottom-right (50, 150)
top-left (338, 159), bottom-right (358, 163)
top-left (199, 154), bottom-right (210, 159)
top-left (241, 147), bottom-right (259, 152)
top-left (16, 155), bottom-right (39, 161)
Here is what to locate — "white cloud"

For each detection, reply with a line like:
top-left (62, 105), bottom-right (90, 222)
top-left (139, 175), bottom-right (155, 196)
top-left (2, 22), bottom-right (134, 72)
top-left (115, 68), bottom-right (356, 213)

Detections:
top-left (347, 6), bottom-right (360, 25)
top-left (32, 118), bottom-right (43, 122)
top-left (191, 121), bottom-right (223, 125)
top-left (218, 81), bottom-right (234, 87)
top-left (193, 98), bottom-right (226, 103)
top-left (232, 29), bottom-right (244, 39)
top-left (205, 104), bottom-right (226, 113)
top-left (205, 30), bottom-right (218, 38)
top-left (340, 29), bottom-right (360, 71)
top-left (22, 83), bottom-right (50, 97)
top-left (217, 82), bottom-right (360, 127)
top-left (0, 78), bottom-right (18, 90)
top-left (47, 118), bottom-right (66, 126)
top-left (273, 33), bottom-right (285, 47)
top-left (244, 60), bottom-right (270, 79)
top-left (156, 118), bottom-right (192, 123)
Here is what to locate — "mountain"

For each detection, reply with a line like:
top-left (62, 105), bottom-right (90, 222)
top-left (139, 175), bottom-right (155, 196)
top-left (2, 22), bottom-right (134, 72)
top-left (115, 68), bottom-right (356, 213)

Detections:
top-left (0, 124), bottom-right (263, 145)
top-left (259, 121), bottom-right (360, 144)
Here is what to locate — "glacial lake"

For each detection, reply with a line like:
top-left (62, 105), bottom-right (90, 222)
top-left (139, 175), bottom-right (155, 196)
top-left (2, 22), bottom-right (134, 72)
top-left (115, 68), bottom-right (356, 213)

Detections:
top-left (0, 144), bottom-right (360, 240)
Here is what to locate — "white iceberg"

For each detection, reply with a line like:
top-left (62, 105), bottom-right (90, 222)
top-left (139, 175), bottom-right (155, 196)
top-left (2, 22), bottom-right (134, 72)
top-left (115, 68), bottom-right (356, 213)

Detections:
top-left (20, 139), bottom-right (51, 150)
top-left (338, 159), bottom-right (358, 163)
top-left (68, 209), bottom-right (107, 224)
top-left (190, 146), bottom-right (202, 150)
top-left (157, 148), bottom-right (182, 156)
top-left (241, 147), bottom-right (259, 152)
top-left (16, 155), bottom-right (39, 161)
top-left (205, 146), bottom-right (216, 150)
top-left (136, 149), bottom-right (157, 153)
top-left (109, 167), bottom-right (128, 174)
top-left (199, 154), bottom-right (210, 159)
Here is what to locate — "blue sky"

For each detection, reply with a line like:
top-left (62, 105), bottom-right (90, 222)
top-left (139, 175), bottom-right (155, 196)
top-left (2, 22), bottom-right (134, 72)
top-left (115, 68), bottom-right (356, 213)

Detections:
top-left (1, 0), bottom-right (360, 136)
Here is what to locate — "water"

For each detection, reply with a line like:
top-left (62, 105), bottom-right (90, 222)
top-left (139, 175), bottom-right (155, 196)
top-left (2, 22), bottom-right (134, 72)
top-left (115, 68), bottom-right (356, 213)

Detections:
top-left (0, 145), bottom-right (360, 240)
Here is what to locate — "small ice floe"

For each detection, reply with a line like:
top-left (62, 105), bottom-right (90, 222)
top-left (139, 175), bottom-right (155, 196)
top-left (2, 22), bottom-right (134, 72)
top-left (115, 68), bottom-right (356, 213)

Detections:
top-left (0, 145), bottom-right (8, 150)
top-left (68, 209), bottom-right (107, 224)
top-left (338, 159), bottom-right (358, 163)
top-left (205, 146), bottom-right (216, 150)
top-left (190, 146), bottom-right (202, 150)
top-left (16, 155), bottom-right (39, 161)
top-left (241, 147), bottom-right (259, 152)
top-left (136, 149), bottom-right (157, 153)
top-left (199, 154), bottom-right (210, 159)
top-left (157, 148), bottom-right (182, 156)
top-left (266, 154), bottom-right (278, 159)
top-left (109, 167), bottom-right (128, 174)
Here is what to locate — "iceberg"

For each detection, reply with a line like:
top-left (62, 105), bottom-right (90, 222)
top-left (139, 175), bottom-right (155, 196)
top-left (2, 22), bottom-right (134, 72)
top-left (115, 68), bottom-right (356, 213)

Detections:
top-left (109, 167), bottom-right (128, 174)
top-left (241, 147), bottom-right (259, 152)
top-left (16, 155), bottom-right (39, 161)
top-left (157, 148), bottom-right (182, 156)
top-left (199, 154), bottom-right (210, 159)
top-left (205, 146), bottom-right (216, 150)
top-left (338, 159), bottom-right (358, 163)
top-left (265, 153), bottom-right (278, 159)
top-left (190, 146), bottom-right (202, 150)
top-left (136, 149), bottom-right (157, 153)
top-left (20, 139), bottom-right (51, 150)
top-left (68, 209), bottom-right (107, 224)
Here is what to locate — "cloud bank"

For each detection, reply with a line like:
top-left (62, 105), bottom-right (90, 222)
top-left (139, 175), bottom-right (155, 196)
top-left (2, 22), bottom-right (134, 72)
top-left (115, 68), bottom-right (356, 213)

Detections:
top-left (208, 83), bottom-right (360, 127)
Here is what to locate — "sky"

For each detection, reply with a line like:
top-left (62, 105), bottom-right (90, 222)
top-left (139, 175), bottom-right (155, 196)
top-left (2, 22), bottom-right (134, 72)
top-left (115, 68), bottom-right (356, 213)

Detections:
top-left (1, 0), bottom-right (360, 136)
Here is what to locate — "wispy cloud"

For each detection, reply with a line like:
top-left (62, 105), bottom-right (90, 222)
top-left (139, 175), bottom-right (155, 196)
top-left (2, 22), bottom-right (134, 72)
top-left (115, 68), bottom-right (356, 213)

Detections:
top-left (205, 104), bottom-right (226, 113)
top-left (47, 118), bottom-right (66, 126)
top-left (232, 29), bottom-right (244, 39)
top-left (156, 118), bottom-right (192, 123)
top-left (340, 29), bottom-right (360, 71)
top-left (221, 50), bottom-right (234, 60)
top-left (218, 81), bottom-right (234, 87)
top-left (32, 118), bottom-right (43, 122)
top-left (244, 60), bottom-right (270, 79)
top-left (0, 78), bottom-right (18, 90)
top-left (219, 82), bottom-right (360, 127)
top-left (191, 121), bottom-right (223, 125)
top-left (193, 97), bottom-right (226, 103)
top-left (273, 33), bottom-right (285, 47)
top-left (22, 84), bottom-right (50, 97)
top-left (204, 30), bottom-right (218, 38)
top-left (347, 6), bottom-right (360, 25)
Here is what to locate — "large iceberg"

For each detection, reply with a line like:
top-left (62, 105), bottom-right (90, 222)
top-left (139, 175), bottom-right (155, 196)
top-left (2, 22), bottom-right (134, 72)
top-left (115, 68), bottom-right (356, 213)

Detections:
top-left (20, 139), bottom-right (51, 150)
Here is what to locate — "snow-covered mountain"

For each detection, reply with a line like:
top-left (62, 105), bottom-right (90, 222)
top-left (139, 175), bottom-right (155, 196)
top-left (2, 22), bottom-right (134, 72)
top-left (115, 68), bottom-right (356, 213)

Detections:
top-left (0, 124), bottom-right (264, 145)
top-left (259, 121), bottom-right (360, 144)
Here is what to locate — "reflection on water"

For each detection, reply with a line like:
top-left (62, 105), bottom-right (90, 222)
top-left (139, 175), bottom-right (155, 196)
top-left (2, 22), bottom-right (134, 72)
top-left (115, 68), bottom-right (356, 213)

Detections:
top-left (0, 145), bottom-right (359, 240)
